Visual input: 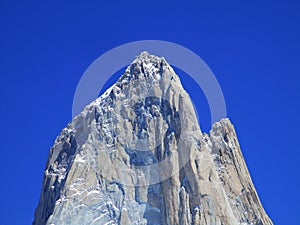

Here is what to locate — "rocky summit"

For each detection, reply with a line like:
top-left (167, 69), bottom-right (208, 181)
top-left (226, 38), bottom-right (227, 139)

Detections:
top-left (33, 52), bottom-right (273, 225)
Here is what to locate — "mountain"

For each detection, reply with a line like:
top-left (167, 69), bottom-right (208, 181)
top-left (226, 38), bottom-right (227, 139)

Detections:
top-left (33, 52), bottom-right (273, 225)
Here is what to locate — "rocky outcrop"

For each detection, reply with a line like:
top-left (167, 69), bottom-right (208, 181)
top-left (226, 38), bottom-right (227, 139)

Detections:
top-left (33, 52), bottom-right (272, 225)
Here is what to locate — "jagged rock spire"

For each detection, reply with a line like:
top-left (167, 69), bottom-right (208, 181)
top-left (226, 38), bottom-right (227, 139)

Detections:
top-left (33, 52), bottom-right (272, 225)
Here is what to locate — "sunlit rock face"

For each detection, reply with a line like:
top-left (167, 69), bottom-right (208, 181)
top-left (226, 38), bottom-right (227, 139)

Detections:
top-left (33, 52), bottom-right (272, 225)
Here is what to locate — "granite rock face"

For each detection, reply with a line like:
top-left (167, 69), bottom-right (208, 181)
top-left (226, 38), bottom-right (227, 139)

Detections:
top-left (33, 52), bottom-right (272, 225)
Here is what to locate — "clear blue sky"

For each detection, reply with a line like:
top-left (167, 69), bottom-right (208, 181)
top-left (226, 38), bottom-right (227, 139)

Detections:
top-left (0, 1), bottom-right (299, 224)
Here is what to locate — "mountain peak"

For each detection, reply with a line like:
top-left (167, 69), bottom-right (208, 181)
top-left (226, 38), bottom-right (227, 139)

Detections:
top-left (33, 53), bottom-right (272, 225)
top-left (133, 51), bottom-right (163, 63)
top-left (116, 51), bottom-right (181, 89)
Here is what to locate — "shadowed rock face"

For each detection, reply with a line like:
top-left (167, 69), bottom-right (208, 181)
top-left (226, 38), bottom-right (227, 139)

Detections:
top-left (33, 52), bottom-right (273, 225)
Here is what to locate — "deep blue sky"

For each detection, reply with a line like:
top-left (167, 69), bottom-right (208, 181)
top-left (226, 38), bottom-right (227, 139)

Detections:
top-left (1, 1), bottom-right (299, 224)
